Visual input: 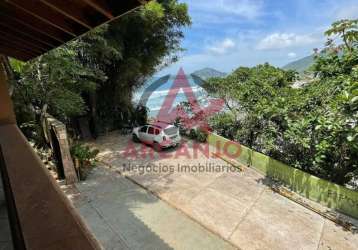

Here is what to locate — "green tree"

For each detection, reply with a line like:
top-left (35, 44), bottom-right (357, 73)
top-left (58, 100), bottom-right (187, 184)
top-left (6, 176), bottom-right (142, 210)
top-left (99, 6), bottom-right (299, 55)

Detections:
top-left (325, 19), bottom-right (358, 51)
top-left (12, 46), bottom-right (106, 143)
top-left (75, 0), bottom-right (191, 133)
top-left (12, 0), bottom-right (190, 140)
top-left (204, 19), bottom-right (358, 186)
top-left (204, 64), bottom-right (297, 148)
top-left (13, 47), bottom-right (106, 119)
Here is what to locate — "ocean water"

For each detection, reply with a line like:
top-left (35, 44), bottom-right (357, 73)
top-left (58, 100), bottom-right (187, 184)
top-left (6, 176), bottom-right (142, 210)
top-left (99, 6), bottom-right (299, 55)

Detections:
top-left (133, 75), bottom-right (209, 119)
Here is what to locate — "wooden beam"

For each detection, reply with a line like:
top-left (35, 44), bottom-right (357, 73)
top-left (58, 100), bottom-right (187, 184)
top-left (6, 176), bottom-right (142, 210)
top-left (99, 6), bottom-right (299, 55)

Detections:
top-left (80, 0), bottom-right (114, 19)
top-left (0, 4), bottom-right (73, 43)
top-left (40, 0), bottom-right (93, 29)
top-left (108, 0), bottom-right (144, 16)
top-left (0, 30), bottom-right (49, 53)
top-left (0, 37), bottom-right (45, 55)
top-left (0, 23), bottom-right (55, 49)
top-left (0, 46), bottom-right (36, 61)
top-left (0, 16), bottom-right (60, 48)
top-left (0, 43), bottom-right (38, 57)
top-left (0, 50), bottom-right (29, 62)
top-left (0, 15), bottom-right (66, 44)
top-left (0, 40), bottom-right (44, 57)
top-left (5, 0), bottom-right (84, 37)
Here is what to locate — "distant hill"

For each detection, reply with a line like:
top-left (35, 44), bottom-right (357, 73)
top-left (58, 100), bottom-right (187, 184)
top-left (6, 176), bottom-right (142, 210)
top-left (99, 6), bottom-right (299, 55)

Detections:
top-left (282, 55), bottom-right (314, 73)
top-left (191, 67), bottom-right (227, 80)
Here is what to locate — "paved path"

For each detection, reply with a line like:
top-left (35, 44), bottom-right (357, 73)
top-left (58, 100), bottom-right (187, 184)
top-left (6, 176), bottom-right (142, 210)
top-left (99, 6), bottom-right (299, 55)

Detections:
top-left (62, 167), bottom-right (236, 250)
top-left (77, 131), bottom-right (358, 250)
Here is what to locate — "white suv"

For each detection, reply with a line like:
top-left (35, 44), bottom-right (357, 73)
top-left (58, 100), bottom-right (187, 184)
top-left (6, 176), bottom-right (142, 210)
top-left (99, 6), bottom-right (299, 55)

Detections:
top-left (132, 122), bottom-right (181, 150)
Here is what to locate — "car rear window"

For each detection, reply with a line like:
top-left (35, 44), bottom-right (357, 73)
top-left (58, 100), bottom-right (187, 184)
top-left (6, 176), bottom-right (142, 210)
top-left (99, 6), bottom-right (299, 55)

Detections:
top-left (164, 127), bottom-right (178, 135)
top-left (140, 126), bottom-right (147, 133)
top-left (148, 127), bottom-right (154, 134)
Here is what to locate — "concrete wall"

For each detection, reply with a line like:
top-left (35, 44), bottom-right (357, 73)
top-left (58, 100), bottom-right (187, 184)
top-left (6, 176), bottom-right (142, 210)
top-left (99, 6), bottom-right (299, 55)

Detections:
top-left (208, 133), bottom-right (358, 219)
top-left (43, 115), bottom-right (78, 184)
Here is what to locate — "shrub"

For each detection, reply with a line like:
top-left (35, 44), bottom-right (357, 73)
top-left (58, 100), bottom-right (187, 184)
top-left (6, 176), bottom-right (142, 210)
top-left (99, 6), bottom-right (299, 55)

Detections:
top-left (70, 143), bottom-right (99, 180)
top-left (133, 104), bottom-right (148, 126)
top-left (174, 117), bottom-right (188, 135)
top-left (189, 128), bottom-right (197, 139)
top-left (196, 128), bottom-right (209, 142)
top-left (187, 127), bottom-right (208, 142)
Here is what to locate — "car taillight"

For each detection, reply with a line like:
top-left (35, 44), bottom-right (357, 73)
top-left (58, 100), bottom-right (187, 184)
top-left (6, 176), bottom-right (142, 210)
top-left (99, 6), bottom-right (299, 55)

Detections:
top-left (163, 136), bottom-right (166, 141)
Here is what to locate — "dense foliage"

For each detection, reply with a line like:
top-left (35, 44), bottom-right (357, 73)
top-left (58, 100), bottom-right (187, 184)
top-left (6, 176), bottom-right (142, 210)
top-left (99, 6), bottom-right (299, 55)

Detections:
top-left (75, 0), bottom-right (190, 133)
top-left (11, 0), bottom-right (190, 141)
top-left (70, 143), bottom-right (99, 180)
top-left (12, 47), bottom-right (106, 119)
top-left (204, 19), bottom-right (358, 186)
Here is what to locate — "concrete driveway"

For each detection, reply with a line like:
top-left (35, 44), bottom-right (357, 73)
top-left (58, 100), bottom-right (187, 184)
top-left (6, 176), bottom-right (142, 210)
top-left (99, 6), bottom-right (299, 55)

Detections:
top-left (62, 167), bottom-right (236, 250)
top-left (80, 131), bottom-right (358, 250)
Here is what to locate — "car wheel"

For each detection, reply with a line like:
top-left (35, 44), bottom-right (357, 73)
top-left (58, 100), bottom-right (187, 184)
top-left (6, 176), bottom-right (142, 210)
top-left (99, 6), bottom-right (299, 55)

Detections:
top-left (153, 142), bottom-right (162, 152)
top-left (132, 134), bottom-right (140, 142)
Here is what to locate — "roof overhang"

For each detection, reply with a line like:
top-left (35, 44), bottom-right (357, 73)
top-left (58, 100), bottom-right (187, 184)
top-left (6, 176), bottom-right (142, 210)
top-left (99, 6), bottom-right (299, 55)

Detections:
top-left (0, 0), bottom-right (149, 61)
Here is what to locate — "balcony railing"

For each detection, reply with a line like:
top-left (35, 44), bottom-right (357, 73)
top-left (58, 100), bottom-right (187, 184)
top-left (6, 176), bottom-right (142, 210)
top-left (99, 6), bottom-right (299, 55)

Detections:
top-left (0, 124), bottom-right (101, 249)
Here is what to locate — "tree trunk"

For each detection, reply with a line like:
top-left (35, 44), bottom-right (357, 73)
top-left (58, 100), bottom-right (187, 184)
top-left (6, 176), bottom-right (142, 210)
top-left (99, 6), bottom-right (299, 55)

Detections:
top-left (89, 92), bottom-right (98, 138)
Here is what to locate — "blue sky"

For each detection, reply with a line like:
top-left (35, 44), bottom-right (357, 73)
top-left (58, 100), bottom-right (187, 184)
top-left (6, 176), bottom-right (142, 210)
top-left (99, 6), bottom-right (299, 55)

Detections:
top-left (157, 0), bottom-right (358, 75)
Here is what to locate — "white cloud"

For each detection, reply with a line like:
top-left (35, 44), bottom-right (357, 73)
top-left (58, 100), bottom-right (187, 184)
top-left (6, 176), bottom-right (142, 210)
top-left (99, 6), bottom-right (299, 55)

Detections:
top-left (336, 5), bottom-right (358, 19)
top-left (207, 38), bottom-right (236, 55)
top-left (288, 52), bottom-right (297, 58)
top-left (257, 33), bottom-right (319, 50)
top-left (219, 0), bottom-right (264, 19)
top-left (185, 0), bottom-right (264, 23)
